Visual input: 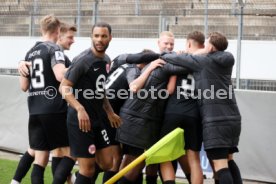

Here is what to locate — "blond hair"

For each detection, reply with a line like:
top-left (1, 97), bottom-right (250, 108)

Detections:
top-left (159, 31), bottom-right (174, 39)
top-left (40, 14), bottom-right (60, 34)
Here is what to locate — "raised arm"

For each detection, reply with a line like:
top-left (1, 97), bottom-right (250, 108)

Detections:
top-left (129, 59), bottom-right (165, 92)
top-left (161, 53), bottom-right (202, 72)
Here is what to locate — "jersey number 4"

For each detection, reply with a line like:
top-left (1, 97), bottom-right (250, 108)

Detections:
top-left (30, 58), bottom-right (45, 89)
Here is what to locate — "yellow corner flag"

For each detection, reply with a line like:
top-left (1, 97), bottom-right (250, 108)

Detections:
top-left (145, 127), bottom-right (185, 165)
top-left (105, 128), bottom-right (185, 184)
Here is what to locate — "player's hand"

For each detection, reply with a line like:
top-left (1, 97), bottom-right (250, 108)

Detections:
top-left (18, 61), bottom-right (32, 77)
top-left (77, 107), bottom-right (91, 132)
top-left (107, 112), bottom-right (121, 128)
top-left (148, 59), bottom-right (165, 71)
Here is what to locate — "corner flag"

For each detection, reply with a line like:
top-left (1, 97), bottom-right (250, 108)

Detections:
top-left (145, 127), bottom-right (185, 165)
top-left (105, 128), bottom-right (185, 184)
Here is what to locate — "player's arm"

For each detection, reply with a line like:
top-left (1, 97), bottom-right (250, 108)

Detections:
top-left (161, 53), bottom-right (201, 72)
top-left (53, 63), bottom-right (67, 82)
top-left (129, 59), bottom-right (165, 92)
top-left (167, 75), bottom-right (177, 95)
top-left (18, 61), bottom-right (31, 92)
top-left (103, 96), bottom-right (121, 128)
top-left (52, 49), bottom-right (67, 82)
top-left (59, 78), bottom-right (91, 132)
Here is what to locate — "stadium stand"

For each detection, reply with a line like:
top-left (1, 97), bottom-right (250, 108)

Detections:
top-left (0, 0), bottom-right (276, 91)
top-left (0, 0), bottom-right (275, 39)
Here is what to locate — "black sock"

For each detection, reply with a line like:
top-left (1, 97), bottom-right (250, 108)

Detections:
top-left (103, 171), bottom-right (117, 183)
top-left (13, 151), bottom-right (34, 182)
top-left (228, 160), bottom-right (243, 184)
top-left (118, 176), bottom-right (132, 184)
top-left (75, 173), bottom-right (92, 184)
top-left (52, 157), bottom-right (76, 184)
top-left (134, 173), bottom-right (143, 184)
top-left (146, 175), bottom-right (158, 184)
top-left (91, 163), bottom-right (102, 183)
top-left (51, 157), bottom-right (62, 176)
top-left (163, 180), bottom-right (176, 184)
top-left (185, 173), bottom-right (191, 184)
top-left (31, 164), bottom-right (45, 184)
top-left (217, 168), bottom-right (233, 184)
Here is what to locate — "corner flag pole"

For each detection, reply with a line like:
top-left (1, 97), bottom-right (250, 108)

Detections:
top-left (104, 128), bottom-right (185, 184)
top-left (104, 154), bottom-right (146, 184)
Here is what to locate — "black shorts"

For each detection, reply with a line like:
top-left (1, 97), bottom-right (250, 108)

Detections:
top-left (28, 112), bottom-right (69, 151)
top-left (122, 144), bottom-right (144, 157)
top-left (67, 108), bottom-right (112, 158)
top-left (101, 112), bottom-right (120, 145)
top-left (161, 114), bottom-right (202, 151)
top-left (206, 147), bottom-right (239, 160)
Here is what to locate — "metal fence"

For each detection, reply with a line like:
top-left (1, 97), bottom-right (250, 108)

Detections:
top-left (1, 68), bottom-right (276, 91)
top-left (0, 0), bottom-right (276, 39)
top-left (1, 0), bottom-right (276, 91)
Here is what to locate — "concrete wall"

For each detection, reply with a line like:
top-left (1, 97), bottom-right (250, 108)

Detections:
top-left (0, 75), bottom-right (276, 182)
top-left (1, 37), bottom-right (276, 80)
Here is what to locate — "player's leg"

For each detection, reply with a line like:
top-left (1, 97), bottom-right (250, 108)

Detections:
top-left (160, 161), bottom-right (175, 182)
top-left (66, 113), bottom-right (96, 184)
top-left (182, 116), bottom-right (203, 184)
top-left (159, 113), bottom-right (182, 183)
top-left (207, 148), bottom-right (233, 184)
top-left (102, 145), bottom-right (122, 182)
top-left (228, 150), bottom-right (242, 184)
top-left (145, 164), bottom-right (158, 184)
top-left (178, 155), bottom-right (191, 183)
top-left (47, 112), bottom-right (76, 184)
top-left (186, 150), bottom-right (203, 184)
top-left (117, 144), bottom-right (145, 183)
top-left (11, 148), bottom-right (35, 184)
top-left (101, 119), bottom-right (123, 183)
top-left (28, 115), bottom-right (50, 184)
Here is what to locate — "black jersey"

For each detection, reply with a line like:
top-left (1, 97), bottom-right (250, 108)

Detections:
top-left (105, 63), bottom-right (140, 114)
top-left (109, 54), bottom-right (128, 74)
top-left (117, 62), bottom-right (189, 149)
top-left (26, 41), bottom-right (67, 115)
top-left (165, 73), bottom-right (200, 118)
top-left (65, 48), bottom-right (110, 124)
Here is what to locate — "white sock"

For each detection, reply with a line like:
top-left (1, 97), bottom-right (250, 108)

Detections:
top-left (10, 179), bottom-right (20, 184)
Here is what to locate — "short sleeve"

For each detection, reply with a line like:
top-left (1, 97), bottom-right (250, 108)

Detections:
top-left (50, 48), bottom-right (66, 68)
top-left (64, 60), bottom-right (88, 85)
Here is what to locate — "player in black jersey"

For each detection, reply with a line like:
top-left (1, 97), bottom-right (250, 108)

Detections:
top-left (145, 31), bottom-right (176, 184)
top-left (159, 31), bottom-right (205, 184)
top-left (60, 22), bottom-right (121, 184)
top-left (103, 50), bottom-right (160, 183)
top-left (11, 20), bottom-right (76, 184)
top-left (16, 15), bottom-right (71, 184)
top-left (161, 32), bottom-right (242, 184)
top-left (116, 51), bottom-right (192, 184)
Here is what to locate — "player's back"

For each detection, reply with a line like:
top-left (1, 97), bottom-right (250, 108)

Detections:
top-left (26, 41), bottom-right (67, 115)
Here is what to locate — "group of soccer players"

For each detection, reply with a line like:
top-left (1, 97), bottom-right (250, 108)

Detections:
top-left (12, 14), bottom-right (243, 184)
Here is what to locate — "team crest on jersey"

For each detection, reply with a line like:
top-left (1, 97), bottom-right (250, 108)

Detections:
top-left (55, 51), bottom-right (65, 61)
top-left (106, 63), bottom-right (110, 73)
